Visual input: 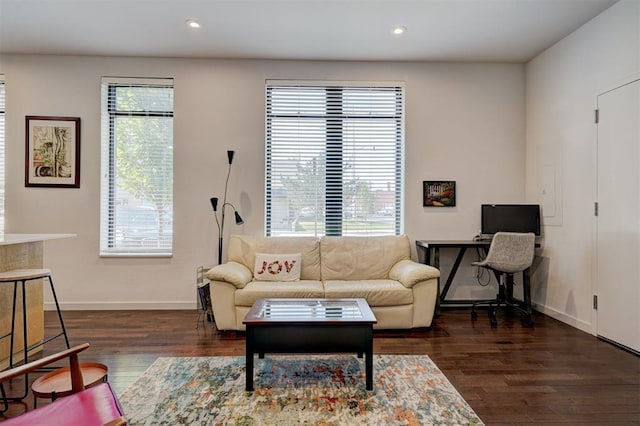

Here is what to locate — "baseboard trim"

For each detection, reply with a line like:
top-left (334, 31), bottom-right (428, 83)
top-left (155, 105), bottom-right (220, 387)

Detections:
top-left (47, 301), bottom-right (595, 335)
top-left (45, 301), bottom-right (197, 311)
top-left (534, 304), bottom-right (592, 334)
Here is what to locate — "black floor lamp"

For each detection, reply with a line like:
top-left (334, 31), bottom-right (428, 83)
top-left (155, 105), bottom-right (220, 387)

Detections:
top-left (210, 150), bottom-right (244, 265)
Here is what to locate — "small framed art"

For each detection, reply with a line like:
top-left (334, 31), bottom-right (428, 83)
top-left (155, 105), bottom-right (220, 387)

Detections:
top-left (25, 116), bottom-right (81, 188)
top-left (423, 180), bottom-right (456, 207)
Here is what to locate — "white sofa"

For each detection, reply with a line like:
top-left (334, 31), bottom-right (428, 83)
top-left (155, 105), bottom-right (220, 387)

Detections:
top-left (205, 234), bottom-right (440, 330)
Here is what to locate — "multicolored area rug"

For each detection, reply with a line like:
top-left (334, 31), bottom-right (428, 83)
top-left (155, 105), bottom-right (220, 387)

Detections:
top-left (119, 355), bottom-right (483, 425)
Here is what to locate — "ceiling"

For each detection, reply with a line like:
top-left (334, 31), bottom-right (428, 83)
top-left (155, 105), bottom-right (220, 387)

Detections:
top-left (0, 0), bottom-right (618, 63)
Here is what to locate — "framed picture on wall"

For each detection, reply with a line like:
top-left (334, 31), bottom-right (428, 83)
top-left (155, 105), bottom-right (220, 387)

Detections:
top-left (25, 116), bottom-right (81, 188)
top-left (423, 180), bottom-right (456, 207)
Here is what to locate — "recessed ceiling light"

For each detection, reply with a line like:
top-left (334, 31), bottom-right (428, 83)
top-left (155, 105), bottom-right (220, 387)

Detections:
top-left (391, 26), bottom-right (406, 36)
top-left (186, 19), bottom-right (201, 29)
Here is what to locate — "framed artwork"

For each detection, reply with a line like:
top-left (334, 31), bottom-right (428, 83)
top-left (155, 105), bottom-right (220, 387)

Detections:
top-left (25, 116), bottom-right (80, 188)
top-left (423, 180), bottom-right (456, 207)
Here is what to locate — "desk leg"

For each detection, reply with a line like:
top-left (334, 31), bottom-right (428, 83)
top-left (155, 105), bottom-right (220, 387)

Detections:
top-left (505, 269), bottom-right (533, 326)
top-left (440, 248), bottom-right (467, 303)
top-left (507, 269), bottom-right (532, 316)
top-left (522, 268), bottom-right (532, 316)
top-left (430, 248), bottom-right (441, 314)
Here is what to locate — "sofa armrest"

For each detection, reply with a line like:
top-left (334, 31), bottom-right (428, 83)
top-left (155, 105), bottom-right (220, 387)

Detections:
top-left (389, 259), bottom-right (440, 288)
top-left (205, 262), bottom-right (253, 289)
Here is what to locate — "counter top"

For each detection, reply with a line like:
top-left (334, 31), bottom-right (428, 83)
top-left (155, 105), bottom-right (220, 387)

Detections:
top-left (0, 233), bottom-right (76, 246)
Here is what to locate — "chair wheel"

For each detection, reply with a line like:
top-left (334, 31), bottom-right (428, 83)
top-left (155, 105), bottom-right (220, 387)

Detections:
top-left (489, 309), bottom-right (498, 326)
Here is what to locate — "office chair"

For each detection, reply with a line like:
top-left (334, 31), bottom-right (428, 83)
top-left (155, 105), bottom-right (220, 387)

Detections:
top-left (471, 232), bottom-right (536, 327)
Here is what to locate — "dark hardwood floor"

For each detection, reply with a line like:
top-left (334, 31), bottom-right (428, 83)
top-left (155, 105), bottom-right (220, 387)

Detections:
top-left (1, 308), bottom-right (639, 424)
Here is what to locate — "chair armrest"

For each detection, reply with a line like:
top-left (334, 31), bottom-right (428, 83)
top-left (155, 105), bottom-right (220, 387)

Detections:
top-left (205, 262), bottom-right (253, 289)
top-left (0, 343), bottom-right (90, 393)
top-left (389, 260), bottom-right (440, 288)
top-left (104, 416), bottom-right (128, 426)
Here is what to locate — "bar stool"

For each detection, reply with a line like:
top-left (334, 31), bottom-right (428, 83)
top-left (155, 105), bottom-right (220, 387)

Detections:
top-left (0, 268), bottom-right (70, 401)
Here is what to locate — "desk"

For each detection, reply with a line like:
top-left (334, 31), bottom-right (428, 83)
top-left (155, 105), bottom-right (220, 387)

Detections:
top-left (415, 239), bottom-right (535, 315)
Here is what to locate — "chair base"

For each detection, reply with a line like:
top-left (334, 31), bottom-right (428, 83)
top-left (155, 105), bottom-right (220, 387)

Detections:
top-left (471, 273), bottom-right (534, 327)
top-left (471, 299), bottom-right (534, 327)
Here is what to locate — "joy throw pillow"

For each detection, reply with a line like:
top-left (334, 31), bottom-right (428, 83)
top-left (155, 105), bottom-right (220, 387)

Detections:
top-left (254, 253), bottom-right (302, 282)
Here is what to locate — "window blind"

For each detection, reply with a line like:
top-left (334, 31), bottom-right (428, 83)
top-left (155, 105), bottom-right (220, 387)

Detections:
top-left (265, 81), bottom-right (404, 237)
top-left (100, 77), bottom-right (174, 256)
top-left (0, 76), bottom-right (5, 232)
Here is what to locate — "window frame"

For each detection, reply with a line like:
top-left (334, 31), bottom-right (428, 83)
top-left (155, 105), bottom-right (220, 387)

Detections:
top-left (265, 80), bottom-right (405, 237)
top-left (100, 77), bottom-right (174, 257)
top-left (0, 76), bottom-right (4, 232)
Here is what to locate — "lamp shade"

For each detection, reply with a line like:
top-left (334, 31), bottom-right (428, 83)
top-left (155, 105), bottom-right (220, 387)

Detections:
top-left (234, 211), bottom-right (244, 225)
top-left (210, 197), bottom-right (219, 211)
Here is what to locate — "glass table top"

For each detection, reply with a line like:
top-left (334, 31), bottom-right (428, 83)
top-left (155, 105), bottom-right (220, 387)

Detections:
top-left (259, 299), bottom-right (363, 320)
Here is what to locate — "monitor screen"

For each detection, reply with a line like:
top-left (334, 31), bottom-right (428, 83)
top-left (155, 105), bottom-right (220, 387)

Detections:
top-left (481, 204), bottom-right (541, 236)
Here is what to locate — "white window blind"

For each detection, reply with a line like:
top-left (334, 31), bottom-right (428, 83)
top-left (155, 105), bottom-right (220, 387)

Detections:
top-left (265, 81), bottom-right (404, 237)
top-left (100, 77), bottom-right (174, 256)
top-left (0, 76), bottom-right (5, 232)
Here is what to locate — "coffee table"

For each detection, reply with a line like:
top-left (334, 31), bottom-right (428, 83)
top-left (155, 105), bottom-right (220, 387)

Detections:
top-left (243, 298), bottom-right (377, 391)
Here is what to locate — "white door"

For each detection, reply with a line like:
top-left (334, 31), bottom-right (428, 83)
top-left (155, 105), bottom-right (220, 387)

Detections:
top-left (596, 78), bottom-right (640, 353)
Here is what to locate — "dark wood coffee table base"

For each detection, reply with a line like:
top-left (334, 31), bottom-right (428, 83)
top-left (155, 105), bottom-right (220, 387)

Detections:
top-left (245, 324), bottom-right (374, 391)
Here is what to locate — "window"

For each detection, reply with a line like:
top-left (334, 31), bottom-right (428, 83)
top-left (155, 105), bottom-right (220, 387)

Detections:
top-left (0, 76), bottom-right (4, 231)
top-left (100, 77), bottom-right (174, 256)
top-left (265, 81), bottom-right (404, 237)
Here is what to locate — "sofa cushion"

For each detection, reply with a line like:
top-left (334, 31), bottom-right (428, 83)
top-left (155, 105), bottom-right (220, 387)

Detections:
top-left (228, 235), bottom-right (321, 280)
top-left (234, 280), bottom-right (324, 307)
top-left (253, 252), bottom-right (302, 281)
top-left (320, 235), bottom-right (411, 281)
top-left (323, 280), bottom-right (413, 307)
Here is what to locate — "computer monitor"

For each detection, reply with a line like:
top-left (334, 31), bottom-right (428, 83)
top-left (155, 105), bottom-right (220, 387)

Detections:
top-left (481, 204), bottom-right (541, 236)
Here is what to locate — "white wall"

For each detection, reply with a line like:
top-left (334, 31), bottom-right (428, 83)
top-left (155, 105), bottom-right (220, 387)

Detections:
top-left (526, 0), bottom-right (639, 332)
top-left (0, 55), bottom-right (525, 309)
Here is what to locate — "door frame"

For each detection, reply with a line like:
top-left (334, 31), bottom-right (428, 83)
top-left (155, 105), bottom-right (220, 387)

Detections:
top-left (593, 73), bottom-right (640, 338)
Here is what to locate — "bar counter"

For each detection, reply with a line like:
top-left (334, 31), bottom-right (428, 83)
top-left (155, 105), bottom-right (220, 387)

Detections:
top-left (0, 233), bottom-right (75, 369)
